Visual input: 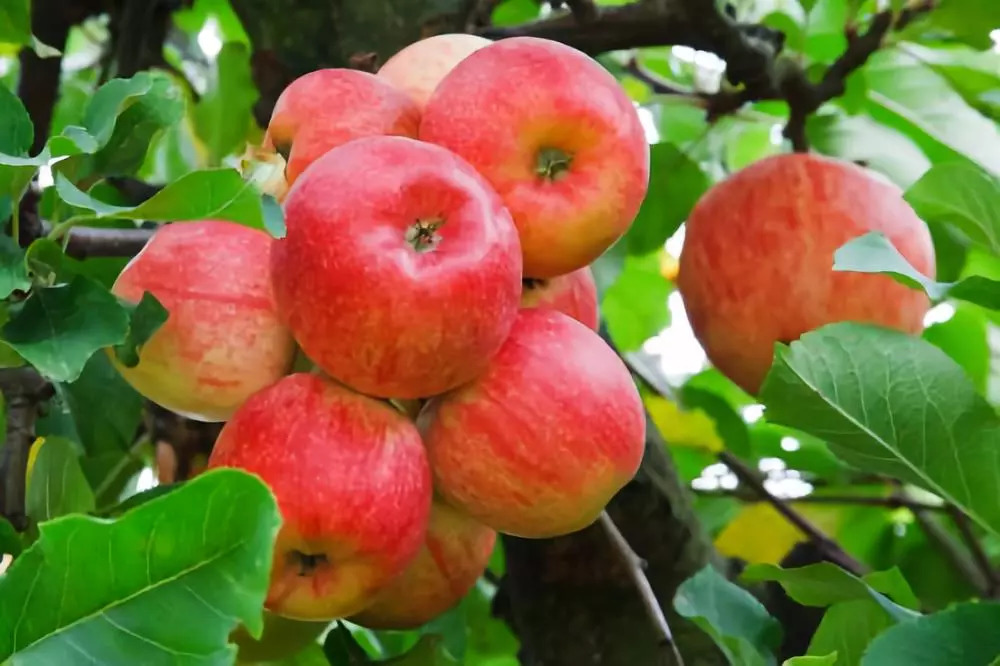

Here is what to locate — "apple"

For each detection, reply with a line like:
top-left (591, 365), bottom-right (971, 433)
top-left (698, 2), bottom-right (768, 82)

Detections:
top-left (677, 152), bottom-right (936, 396)
top-left (520, 266), bottom-right (599, 330)
top-left (206, 373), bottom-right (432, 620)
top-left (419, 36), bottom-right (649, 279)
top-left (231, 611), bottom-right (327, 663)
top-left (263, 68), bottom-right (420, 187)
top-left (419, 309), bottom-right (645, 538)
top-left (350, 499), bottom-right (496, 629)
top-left (377, 33), bottom-right (492, 110)
top-left (109, 220), bottom-right (296, 422)
top-left (271, 135), bottom-right (523, 399)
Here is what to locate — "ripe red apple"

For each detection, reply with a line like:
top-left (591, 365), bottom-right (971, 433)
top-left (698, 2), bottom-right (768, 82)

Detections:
top-left (271, 135), bottom-right (522, 399)
top-left (207, 373), bottom-right (432, 620)
top-left (420, 309), bottom-right (645, 538)
top-left (377, 33), bottom-right (492, 110)
top-left (263, 68), bottom-right (420, 187)
top-left (350, 500), bottom-right (496, 629)
top-left (230, 611), bottom-right (327, 662)
top-left (677, 153), bottom-right (936, 396)
top-left (419, 36), bottom-right (649, 279)
top-left (110, 220), bottom-right (296, 422)
top-left (520, 266), bottom-right (599, 330)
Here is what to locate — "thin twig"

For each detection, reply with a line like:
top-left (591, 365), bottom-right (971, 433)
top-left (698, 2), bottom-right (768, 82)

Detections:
top-left (945, 505), bottom-right (1000, 597)
top-left (912, 506), bottom-right (988, 597)
top-left (599, 511), bottom-right (685, 666)
top-left (694, 488), bottom-right (948, 512)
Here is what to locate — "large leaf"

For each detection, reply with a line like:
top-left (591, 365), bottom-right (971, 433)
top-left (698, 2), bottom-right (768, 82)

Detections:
top-left (861, 602), bottom-right (1000, 665)
top-left (193, 42), bottom-right (259, 165)
top-left (601, 251), bottom-right (671, 351)
top-left (807, 601), bottom-right (893, 666)
top-left (903, 161), bottom-right (1000, 255)
top-left (894, 43), bottom-right (1000, 118)
top-left (2, 276), bottom-right (130, 383)
top-left (24, 436), bottom-right (96, 523)
top-left (759, 322), bottom-right (1000, 536)
top-left (833, 232), bottom-right (1000, 309)
top-left (673, 564), bottom-right (782, 666)
top-left (0, 468), bottom-right (281, 663)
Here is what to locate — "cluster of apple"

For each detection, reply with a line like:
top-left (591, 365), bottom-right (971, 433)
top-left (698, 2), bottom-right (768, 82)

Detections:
top-left (109, 34), bottom-right (650, 630)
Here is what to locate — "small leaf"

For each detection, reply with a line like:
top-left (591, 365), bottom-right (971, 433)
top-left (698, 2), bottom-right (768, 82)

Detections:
top-left (0, 517), bottom-right (22, 557)
top-left (785, 655), bottom-right (838, 666)
top-left (0, 84), bottom-right (32, 156)
top-left (112, 291), bottom-right (169, 368)
top-left (25, 436), bottom-right (96, 522)
top-left (861, 601), bottom-right (1000, 665)
top-left (0, 468), bottom-right (281, 663)
top-left (193, 42), bottom-right (259, 165)
top-left (2, 276), bottom-right (130, 382)
top-left (903, 161), bottom-right (1000, 255)
top-left (759, 322), bottom-right (1000, 536)
top-left (0, 234), bottom-right (29, 298)
top-left (673, 564), bottom-right (782, 666)
top-left (323, 623), bottom-right (373, 665)
top-left (601, 251), bottom-right (671, 351)
top-left (741, 563), bottom-right (919, 621)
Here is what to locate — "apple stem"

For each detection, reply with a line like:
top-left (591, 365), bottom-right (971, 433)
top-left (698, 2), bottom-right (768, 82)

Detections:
top-left (535, 147), bottom-right (573, 181)
top-left (405, 218), bottom-right (444, 253)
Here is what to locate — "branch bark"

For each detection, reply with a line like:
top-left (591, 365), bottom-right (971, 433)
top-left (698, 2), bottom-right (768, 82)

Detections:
top-left (0, 368), bottom-right (52, 531)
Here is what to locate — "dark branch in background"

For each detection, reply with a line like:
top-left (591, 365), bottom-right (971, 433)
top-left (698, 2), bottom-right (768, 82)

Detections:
top-left (0, 368), bottom-right (52, 530)
top-left (694, 488), bottom-right (948, 512)
top-left (599, 510), bottom-right (686, 666)
top-left (549, 0), bottom-right (599, 23)
top-left (911, 505), bottom-right (989, 597)
top-left (945, 505), bottom-right (1000, 597)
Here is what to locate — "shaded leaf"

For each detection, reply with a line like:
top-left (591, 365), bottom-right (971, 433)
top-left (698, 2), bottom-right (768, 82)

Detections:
top-left (193, 42), bottom-right (259, 165)
top-left (0, 234), bottom-right (29, 298)
top-left (0, 84), bottom-right (31, 156)
top-left (674, 564), bottom-right (782, 666)
top-left (861, 602), bottom-right (1000, 665)
top-left (808, 600), bottom-right (893, 666)
top-left (601, 251), bottom-right (671, 351)
top-left (2, 276), bottom-right (129, 382)
top-left (384, 635), bottom-right (459, 665)
top-left (323, 623), bottom-right (372, 665)
top-left (759, 322), bottom-right (1000, 536)
top-left (61, 352), bottom-right (142, 457)
top-left (24, 436), bottom-right (96, 522)
top-left (0, 517), bottom-right (21, 557)
top-left (910, 0), bottom-right (1000, 49)
top-left (0, 468), bottom-right (281, 663)
top-left (0, 0), bottom-right (29, 45)
top-left (903, 161), bottom-right (1000, 254)
top-left (112, 291), bottom-right (169, 368)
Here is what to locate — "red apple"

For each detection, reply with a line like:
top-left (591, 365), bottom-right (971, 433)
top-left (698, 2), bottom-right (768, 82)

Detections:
top-left (377, 33), bottom-right (492, 110)
top-left (420, 309), bottom-right (645, 538)
top-left (110, 220), bottom-right (296, 422)
top-left (271, 135), bottom-right (522, 399)
top-left (677, 152), bottom-right (936, 396)
top-left (207, 373), bottom-right (432, 620)
top-left (350, 500), bottom-right (496, 629)
top-left (263, 68), bottom-right (420, 187)
top-left (419, 36), bottom-right (649, 279)
top-left (520, 266), bottom-right (599, 330)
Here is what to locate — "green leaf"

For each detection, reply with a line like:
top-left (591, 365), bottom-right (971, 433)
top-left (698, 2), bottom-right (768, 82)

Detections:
top-left (491, 0), bottom-right (541, 26)
top-left (923, 302), bottom-right (989, 393)
top-left (725, 121), bottom-right (781, 172)
top-left (25, 436), bottom-right (96, 522)
top-left (679, 384), bottom-right (752, 457)
top-left (834, 232), bottom-right (1000, 309)
top-left (861, 602), bottom-right (1000, 665)
top-left (2, 276), bottom-right (130, 383)
top-left (193, 42), bottom-right (259, 165)
top-left (0, 234), bottom-right (29, 298)
top-left (673, 564), bottom-right (782, 666)
top-left (0, 468), bottom-right (281, 663)
top-left (601, 251), bottom-right (671, 351)
top-left (785, 655), bottom-right (838, 666)
top-left (0, 0), bottom-right (30, 46)
top-left (0, 84), bottom-right (32, 156)
top-left (804, 0), bottom-right (848, 62)
top-left (894, 44), bottom-right (1000, 118)
top-left (759, 322), bottom-right (1000, 536)
top-left (910, 0), bottom-right (1000, 49)
top-left (112, 291), bottom-right (169, 368)
top-left (61, 352), bottom-right (143, 457)
top-left (55, 169), bottom-right (269, 230)
top-left (808, 600), bottom-right (893, 666)
top-left (384, 635), bottom-right (460, 665)
top-left (323, 623), bottom-right (373, 665)
top-left (624, 143), bottom-right (710, 254)
top-left (0, 517), bottom-right (22, 557)
top-left (903, 161), bottom-right (1000, 255)
top-left (741, 563), bottom-right (919, 621)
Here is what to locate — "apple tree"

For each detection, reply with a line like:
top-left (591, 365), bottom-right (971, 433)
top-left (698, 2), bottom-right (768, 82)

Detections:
top-left (2, 0), bottom-right (1000, 664)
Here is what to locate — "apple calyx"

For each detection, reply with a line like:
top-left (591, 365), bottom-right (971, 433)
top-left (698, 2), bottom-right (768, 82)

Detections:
top-left (288, 550), bottom-right (330, 577)
top-left (535, 146), bottom-right (573, 181)
top-left (406, 218), bottom-right (444, 252)
top-left (522, 277), bottom-right (548, 291)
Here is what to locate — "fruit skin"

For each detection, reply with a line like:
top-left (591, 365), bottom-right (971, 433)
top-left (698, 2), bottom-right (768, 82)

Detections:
top-left (207, 373), bottom-right (432, 620)
top-left (350, 500), bottom-right (496, 629)
top-left (520, 266), bottom-right (599, 330)
top-left (377, 33), bottom-right (492, 110)
top-left (263, 68), bottom-right (420, 187)
top-left (419, 36), bottom-right (649, 279)
top-left (271, 135), bottom-right (523, 399)
top-left (231, 611), bottom-right (327, 663)
top-left (110, 220), bottom-right (296, 422)
top-left (677, 152), bottom-right (936, 396)
top-left (420, 309), bottom-right (645, 538)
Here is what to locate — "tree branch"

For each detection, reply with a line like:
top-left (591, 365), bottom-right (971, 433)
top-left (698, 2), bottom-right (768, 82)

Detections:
top-left (62, 226), bottom-right (154, 259)
top-left (599, 510), bottom-right (685, 666)
top-left (694, 488), bottom-right (948, 512)
top-left (912, 506), bottom-right (988, 597)
top-left (0, 368), bottom-right (52, 531)
top-left (945, 505), bottom-right (1000, 597)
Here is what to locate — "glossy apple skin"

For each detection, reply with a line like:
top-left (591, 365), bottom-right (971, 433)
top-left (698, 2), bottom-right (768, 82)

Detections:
top-left (677, 153), bottom-right (936, 396)
top-left (520, 266), bottom-right (599, 330)
top-left (110, 221), bottom-right (296, 422)
top-left (271, 135), bottom-right (522, 399)
top-left (419, 36), bottom-right (649, 279)
top-left (264, 68), bottom-right (420, 187)
top-left (377, 33), bottom-right (492, 110)
top-left (230, 611), bottom-right (327, 663)
top-left (420, 309), bottom-right (645, 538)
top-left (207, 373), bottom-right (432, 620)
top-left (349, 500), bottom-right (496, 629)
